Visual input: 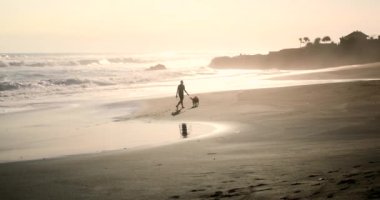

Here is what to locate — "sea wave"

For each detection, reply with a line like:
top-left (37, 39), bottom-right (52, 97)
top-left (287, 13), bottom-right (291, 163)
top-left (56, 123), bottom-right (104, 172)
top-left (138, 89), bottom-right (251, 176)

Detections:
top-left (0, 61), bottom-right (7, 67)
top-left (0, 56), bottom-right (149, 68)
top-left (0, 81), bottom-right (27, 91)
top-left (44, 78), bottom-right (116, 87)
top-left (0, 53), bottom-right (214, 105)
top-left (0, 78), bottom-right (117, 92)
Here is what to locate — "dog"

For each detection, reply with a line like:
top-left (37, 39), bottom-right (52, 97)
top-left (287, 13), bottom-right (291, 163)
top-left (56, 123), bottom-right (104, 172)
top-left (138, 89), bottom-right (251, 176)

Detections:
top-left (190, 96), bottom-right (199, 108)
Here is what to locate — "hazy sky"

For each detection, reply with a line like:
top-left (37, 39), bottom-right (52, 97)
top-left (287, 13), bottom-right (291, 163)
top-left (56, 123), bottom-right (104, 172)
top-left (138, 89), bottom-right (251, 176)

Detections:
top-left (1, 0), bottom-right (379, 54)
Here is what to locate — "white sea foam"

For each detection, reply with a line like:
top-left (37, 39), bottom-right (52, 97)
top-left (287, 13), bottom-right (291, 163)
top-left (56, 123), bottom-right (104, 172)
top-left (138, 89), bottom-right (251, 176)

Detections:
top-left (0, 53), bottom-right (210, 104)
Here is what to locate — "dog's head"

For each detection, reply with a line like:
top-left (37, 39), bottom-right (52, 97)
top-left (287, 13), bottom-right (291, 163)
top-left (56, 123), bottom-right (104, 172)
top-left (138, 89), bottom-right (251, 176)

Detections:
top-left (191, 96), bottom-right (199, 102)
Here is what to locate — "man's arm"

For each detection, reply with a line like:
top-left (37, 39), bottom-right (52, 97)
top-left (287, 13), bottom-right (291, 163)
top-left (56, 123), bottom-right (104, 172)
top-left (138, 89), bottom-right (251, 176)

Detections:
top-left (184, 88), bottom-right (189, 96)
top-left (176, 86), bottom-right (179, 98)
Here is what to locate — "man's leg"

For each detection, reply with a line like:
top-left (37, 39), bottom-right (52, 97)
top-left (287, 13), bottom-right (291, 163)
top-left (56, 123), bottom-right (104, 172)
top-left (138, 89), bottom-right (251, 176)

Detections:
top-left (176, 96), bottom-right (183, 109)
top-left (176, 100), bottom-right (180, 109)
top-left (180, 96), bottom-right (184, 108)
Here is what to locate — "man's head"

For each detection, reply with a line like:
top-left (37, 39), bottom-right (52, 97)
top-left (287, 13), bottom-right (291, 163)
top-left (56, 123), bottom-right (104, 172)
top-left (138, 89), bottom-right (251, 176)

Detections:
top-left (180, 80), bottom-right (183, 84)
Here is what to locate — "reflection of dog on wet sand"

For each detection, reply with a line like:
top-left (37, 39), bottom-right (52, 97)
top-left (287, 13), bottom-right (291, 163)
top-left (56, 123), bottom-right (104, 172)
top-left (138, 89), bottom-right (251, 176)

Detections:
top-left (190, 96), bottom-right (199, 108)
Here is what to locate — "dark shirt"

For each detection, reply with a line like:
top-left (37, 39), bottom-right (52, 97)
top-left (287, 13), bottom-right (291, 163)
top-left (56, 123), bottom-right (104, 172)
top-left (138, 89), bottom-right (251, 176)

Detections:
top-left (177, 84), bottom-right (185, 97)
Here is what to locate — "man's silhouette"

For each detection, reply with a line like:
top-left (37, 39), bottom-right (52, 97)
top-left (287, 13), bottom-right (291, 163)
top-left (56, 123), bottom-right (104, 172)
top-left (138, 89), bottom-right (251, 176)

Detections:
top-left (176, 80), bottom-right (189, 110)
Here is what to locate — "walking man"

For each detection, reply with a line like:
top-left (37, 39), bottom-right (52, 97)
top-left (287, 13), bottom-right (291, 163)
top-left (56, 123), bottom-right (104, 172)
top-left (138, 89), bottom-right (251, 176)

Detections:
top-left (176, 80), bottom-right (189, 110)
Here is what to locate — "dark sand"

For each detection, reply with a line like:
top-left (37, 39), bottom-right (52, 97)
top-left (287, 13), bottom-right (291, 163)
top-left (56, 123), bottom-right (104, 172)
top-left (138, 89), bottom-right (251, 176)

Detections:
top-left (0, 69), bottom-right (380, 199)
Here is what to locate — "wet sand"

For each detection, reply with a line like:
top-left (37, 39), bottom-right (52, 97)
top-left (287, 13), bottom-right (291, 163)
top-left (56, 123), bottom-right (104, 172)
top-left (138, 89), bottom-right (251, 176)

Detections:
top-left (0, 72), bottom-right (380, 199)
top-left (270, 62), bottom-right (380, 80)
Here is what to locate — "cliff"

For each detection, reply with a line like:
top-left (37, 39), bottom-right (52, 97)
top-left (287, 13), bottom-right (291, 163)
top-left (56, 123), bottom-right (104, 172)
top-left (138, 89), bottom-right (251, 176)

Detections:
top-left (210, 31), bottom-right (380, 69)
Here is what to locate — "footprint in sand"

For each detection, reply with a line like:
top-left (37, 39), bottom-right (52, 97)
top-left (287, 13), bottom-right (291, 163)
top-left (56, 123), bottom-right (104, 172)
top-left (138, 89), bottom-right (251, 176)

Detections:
top-left (280, 196), bottom-right (301, 200)
top-left (255, 188), bottom-right (272, 192)
top-left (363, 171), bottom-right (375, 175)
top-left (221, 180), bottom-right (235, 183)
top-left (209, 191), bottom-right (223, 198)
top-left (227, 188), bottom-right (238, 193)
top-left (202, 190), bottom-right (242, 199)
top-left (364, 174), bottom-right (376, 179)
top-left (227, 187), bottom-right (243, 194)
top-left (256, 183), bottom-right (268, 187)
top-left (190, 189), bottom-right (206, 193)
top-left (340, 186), bottom-right (350, 191)
top-left (311, 191), bottom-right (321, 196)
top-left (328, 169), bottom-right (340, 173)
top-left (337, 178), bottom-right (356, 185)
top-left (248, 184), bottom-right (272, 192)
top-left (367, 187), bottom-right (380, 199)
top-left (344, 172), bottom-right (360, 178)
top-left (248, 183), bottom-right (268, 188)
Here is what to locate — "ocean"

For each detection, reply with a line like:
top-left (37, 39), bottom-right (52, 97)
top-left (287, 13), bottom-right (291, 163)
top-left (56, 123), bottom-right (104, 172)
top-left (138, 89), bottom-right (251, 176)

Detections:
top-left (2, 52), bottom-right (360, 113)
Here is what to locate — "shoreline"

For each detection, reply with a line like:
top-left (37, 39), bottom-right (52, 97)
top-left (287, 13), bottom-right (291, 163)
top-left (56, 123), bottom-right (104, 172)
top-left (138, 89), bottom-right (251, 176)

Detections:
top-left (2, 62), bottom-right (379, 115)
top-left (1, 75), bottom-right (380, 199)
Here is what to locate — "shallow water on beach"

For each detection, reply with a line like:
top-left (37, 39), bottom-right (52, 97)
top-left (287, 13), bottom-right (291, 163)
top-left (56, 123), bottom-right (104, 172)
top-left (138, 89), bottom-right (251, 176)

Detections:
top-left (0, 104), bottom-right (222, 163)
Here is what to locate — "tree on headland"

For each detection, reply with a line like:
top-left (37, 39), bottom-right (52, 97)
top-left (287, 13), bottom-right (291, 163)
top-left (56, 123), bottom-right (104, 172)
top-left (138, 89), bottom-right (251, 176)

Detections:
top-left (314, 37), bottom-right (321, 45)
top-left (303, 37), bottom-right (310, 44)
top-left (299, 37), bottom-right (310, 47)
top-left (322, 36), bottom-right (331, 43)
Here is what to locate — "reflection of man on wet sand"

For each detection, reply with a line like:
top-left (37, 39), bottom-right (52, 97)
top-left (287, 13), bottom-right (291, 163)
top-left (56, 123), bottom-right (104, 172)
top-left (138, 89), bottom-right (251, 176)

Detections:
top-left (176, 80), bottom-right (189, 110)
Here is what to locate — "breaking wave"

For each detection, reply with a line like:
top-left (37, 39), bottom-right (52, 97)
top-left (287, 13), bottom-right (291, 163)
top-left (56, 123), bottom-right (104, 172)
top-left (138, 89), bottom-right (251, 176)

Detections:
top-left (0, 79), bottom-right (112, 92)
top-left (0, 81), bottom-right (26, 91)
top-left (0, 55), bottom-right (148, 68)
top-left (0, 53), bottom-right (214, 104)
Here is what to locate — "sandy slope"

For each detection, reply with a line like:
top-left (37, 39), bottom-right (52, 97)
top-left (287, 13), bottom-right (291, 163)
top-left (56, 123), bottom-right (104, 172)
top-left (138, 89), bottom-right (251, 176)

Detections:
top-left (0, 79), bottom-right (379, 199)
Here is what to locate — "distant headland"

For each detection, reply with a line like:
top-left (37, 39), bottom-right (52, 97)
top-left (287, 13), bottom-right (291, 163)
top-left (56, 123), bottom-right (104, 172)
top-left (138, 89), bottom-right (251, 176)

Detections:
top-left (209, 31), bottom-right (380, 69)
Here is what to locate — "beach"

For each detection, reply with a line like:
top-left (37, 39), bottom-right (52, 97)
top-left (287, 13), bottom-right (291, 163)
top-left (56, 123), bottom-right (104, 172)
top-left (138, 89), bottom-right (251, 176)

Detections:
top-left (1, 63), bottom-right (379, 199)
top-left (2, 1), bottom-right (380, 199)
